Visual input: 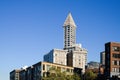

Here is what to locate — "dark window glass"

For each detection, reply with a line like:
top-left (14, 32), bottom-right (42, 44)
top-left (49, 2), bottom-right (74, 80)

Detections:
top-left (114, 61), bottom-right (117, 65)
top-left (43, 64), bottom-right (45, 70)
top-left (112, 46), bottom-right (120, 52)
top-left (119, 68), bottom-right (120, 72)
top-left (67, 69), bottom-right (70, 72)
top-left (113, 54), bottom-right (120, 58)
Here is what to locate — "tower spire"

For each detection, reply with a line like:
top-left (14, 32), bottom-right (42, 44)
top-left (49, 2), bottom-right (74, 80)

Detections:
top-left (63, 13), bottom-right (76, 27)
top-left (63, 13), bottom-right (76, 49)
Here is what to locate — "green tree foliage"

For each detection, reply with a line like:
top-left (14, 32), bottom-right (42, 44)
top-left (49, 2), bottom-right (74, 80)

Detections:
top-left (42, 67), bottom-right (81, 80)
top-left (84, 70), bottom-right (97, 80)
top-left (72, 73), bottom-right (81, 80)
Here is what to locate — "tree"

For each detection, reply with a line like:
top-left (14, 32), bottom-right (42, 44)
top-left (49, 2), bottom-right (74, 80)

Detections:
top-left (72, 73), bottom-right (81, 80)
top-left (84, 70), bottom-right (97, 80)
top-left (42, 67), bottom-right (81, 80)
top-left (42, 67), bottom-right (66, 80)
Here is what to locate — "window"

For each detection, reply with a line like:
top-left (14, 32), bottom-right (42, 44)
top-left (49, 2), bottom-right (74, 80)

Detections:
top-left (55, 54), bottom-right (57, 56)
top-left (119, 68), bottom-right (120, 72)
top-left (114, 68), bottom-right (116, 72)
top-left (43, 64), bottom-right (45, 70)
top-left (114, 60), bottom-right (117, 65)
top-left (67, 69), bottom-right (70, 72)
top-left (116, 68), bottom-right (119, 72)
top-left (117, 61), bottom-right (119, 65)
top-left (112, 68), bottom-right (114, 72)
top-left (67, 27), bottom-right (70, 30)
top-left (46, 65), bottom-right (51, 70)
top-left (43, 72), bottom-right (46, 77)
top-left (112, 61), bottom-right (114, 65)
top-left (112, 46), bottom-right (120, 52)
top-left (113, 53), bottom-right (120, 58)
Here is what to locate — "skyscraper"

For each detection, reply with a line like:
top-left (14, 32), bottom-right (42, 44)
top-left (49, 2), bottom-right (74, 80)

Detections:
top-left (63, 13), bottom-right (76, 50)
top-left (63, 13), bottom-right (87, 73)
top-left (44, 13), bottom-right (87, 73)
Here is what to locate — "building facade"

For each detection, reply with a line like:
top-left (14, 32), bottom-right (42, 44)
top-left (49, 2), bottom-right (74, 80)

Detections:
top-left (44, 49), bottom-right (68, 65)
top-left (43, 13), bottom-right (87, 73)
top-left (19, 69), bottom-right (27, 80)
top-left (100, 51), bottom-right (105, 65)
top-left (63, 13), bottom-right (87, 73)
top-left (10, 62), bottom-right (74, 80)
top-left (10, 69), bottom-right (21, 80)
top-left (105, 42), bottom-right (120, 78)
top-left (67, 44), bottom-right (87, 73)
top-left (26, 66), bottom-right (34, 80)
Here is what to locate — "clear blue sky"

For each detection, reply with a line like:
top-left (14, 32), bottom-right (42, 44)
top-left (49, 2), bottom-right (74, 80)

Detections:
top-left (0, 0), bottom-right (120, 80)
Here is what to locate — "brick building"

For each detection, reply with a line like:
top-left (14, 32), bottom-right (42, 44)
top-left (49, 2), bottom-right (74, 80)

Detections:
top-left (105, 42), bottom-right (120, 78)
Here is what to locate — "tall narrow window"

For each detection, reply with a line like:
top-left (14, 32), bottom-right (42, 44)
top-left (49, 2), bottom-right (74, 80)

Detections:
top-left (43, 64), bottom-right (45, 70)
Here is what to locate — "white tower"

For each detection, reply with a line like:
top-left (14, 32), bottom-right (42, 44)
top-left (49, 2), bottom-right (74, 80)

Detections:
top-left (63, 13), bottom-right (76, 49)
top-left (63, 13), bottom-right (88, 73)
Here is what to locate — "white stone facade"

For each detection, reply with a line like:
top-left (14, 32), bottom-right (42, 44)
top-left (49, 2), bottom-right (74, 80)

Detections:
top-left (44, 49), bottom-right (68, 65)
top-left (67, 45), bottom-right (87, 73)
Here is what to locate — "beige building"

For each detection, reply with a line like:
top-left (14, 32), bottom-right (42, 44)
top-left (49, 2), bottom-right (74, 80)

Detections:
top-left (10, 62), bottom-right (74, 80)
top-left (44, 49), bottom-right (68, 65)
top-left (67, 44), bottom-right (87, 73)
top-left (33, 61), bottom-right (74, 78)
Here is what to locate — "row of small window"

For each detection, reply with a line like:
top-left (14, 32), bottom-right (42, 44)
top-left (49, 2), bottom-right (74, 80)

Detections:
top-left (65, 45), bottom-right (71, 46)
top-left (64, 41), bottom-right (73, 43)
top-left (65, 42), bottom-right (73, 44)
top-left (42, 68), bottom-right (73, 77)
top-left (43, 64), bottom-right (73, 73)
top-left (55, 54), bottom-right (65, 57)
top-left (65, 39), bottom-right (75, 41)
top-left (112, 46), bottom-right (120, 52)
top-left (64, 39), bottom-right (74, 42)
top-left (112, 60), bottom-right (120, 66)
top-left (64, 35), bottom-right (73, 37)
top-left (65, 36), bottom-right (73, 38)
top-left (112, 68), bottom-right (120, 72)
top-left (112, 54), bottom-right (120, 58)
top-left (66, 26), bottom-right (73, 29)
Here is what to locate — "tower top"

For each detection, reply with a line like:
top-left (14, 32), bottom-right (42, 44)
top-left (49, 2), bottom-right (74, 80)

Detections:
top-left (63, 13), bottom-right (76, 27)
